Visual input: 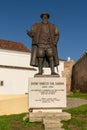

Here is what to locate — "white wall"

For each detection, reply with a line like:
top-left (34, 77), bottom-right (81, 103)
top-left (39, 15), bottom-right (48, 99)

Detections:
top-left (43, 61), bottom-right (64, 76)
top-left (0, 49), bottom-right (31, 67)
top-left (0, 68), bottom-right (36, 94)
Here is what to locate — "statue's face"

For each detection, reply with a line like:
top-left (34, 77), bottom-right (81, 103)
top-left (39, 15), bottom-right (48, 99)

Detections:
top-left (42, 15), bottom-right (48, 24)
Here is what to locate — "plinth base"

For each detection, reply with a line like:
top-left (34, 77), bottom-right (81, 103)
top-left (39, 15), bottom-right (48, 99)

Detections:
top-left (28, 76), bottom-right (69, 129)
top-left (34, 74), bottom-right (60, 78)
top-left (29, 111), bottom-right (71, 130)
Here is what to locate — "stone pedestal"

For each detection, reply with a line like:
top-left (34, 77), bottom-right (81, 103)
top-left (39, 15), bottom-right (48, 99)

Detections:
top-left (28, 76), bottom-right (71, 130)
top-left (29, 111), bottom-right (71, 130)
top-left (29, 111), bottom-right (71, 122)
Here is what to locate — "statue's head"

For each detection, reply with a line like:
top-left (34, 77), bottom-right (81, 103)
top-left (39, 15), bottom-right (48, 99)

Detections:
top-left (40, 13), bottom-right (50, 24)
top-left (40, 13), bottom-right (50, 19)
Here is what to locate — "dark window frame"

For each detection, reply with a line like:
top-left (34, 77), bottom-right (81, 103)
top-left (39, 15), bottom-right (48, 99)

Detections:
top-left (0, 81), bottom-right (4, 86)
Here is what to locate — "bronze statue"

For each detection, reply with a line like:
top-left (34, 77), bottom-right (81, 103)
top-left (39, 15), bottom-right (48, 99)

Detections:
top-left (27, 13), bottom-right (60, 76)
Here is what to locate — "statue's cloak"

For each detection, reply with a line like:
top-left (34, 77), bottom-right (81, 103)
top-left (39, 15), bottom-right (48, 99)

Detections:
top-left (30, 44), bottom-right (59, 67)
top-left (27, 22), bottom-right (59, 67)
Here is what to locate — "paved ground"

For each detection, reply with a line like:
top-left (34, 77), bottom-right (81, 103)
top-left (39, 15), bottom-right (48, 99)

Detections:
top-left (0, 95), bottom-right (87, 115)
top-left (66, 98), bottom-right (87, 109)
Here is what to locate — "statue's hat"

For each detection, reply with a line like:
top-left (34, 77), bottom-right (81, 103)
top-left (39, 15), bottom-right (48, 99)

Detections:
top-left (40, 13), bottom-right (50, 19)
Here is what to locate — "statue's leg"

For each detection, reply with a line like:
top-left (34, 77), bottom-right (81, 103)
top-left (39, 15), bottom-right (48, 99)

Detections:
top-left (35, 47), bottom-right (44, 75)
top-left (46, 47), bottom-right (59, 76)
top-left (49, 57), bottom-right (55, 75)
top-left (38, 58), bottom-right (43, 74)
top-left (49, 57), bottom-right (59, 76)
top-left (46, 48), bottom-right (57, 75)
top-left (35, 58), bottom-right (43, 75)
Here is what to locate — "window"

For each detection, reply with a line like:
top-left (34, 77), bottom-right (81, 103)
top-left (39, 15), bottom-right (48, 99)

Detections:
top-left (0, 81), bottom-right (4, 86)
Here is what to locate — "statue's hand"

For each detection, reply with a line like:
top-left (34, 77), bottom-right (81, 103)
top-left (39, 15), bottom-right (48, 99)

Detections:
top-left (26, 30), bottom-right (35, 38)
top-left (26, 30), bottom-right (29, 33)
top-left (26, 30), bottom-right (30, 35)
top-left (53, 42), bottom-right (57, 45)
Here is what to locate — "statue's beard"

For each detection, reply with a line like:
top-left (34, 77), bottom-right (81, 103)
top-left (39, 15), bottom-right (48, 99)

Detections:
top-left (42, 20), bottom-right (48, 24)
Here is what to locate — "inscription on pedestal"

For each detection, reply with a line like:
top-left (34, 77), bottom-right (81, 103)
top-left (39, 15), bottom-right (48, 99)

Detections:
top-left (28, 78), bottom-right (66, 109)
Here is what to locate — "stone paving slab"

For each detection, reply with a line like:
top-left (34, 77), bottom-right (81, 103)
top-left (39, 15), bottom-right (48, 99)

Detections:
top-left (66, 98), bottom-right (87, 109)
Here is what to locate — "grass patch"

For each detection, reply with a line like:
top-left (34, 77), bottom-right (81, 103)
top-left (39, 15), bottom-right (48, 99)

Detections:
top-left (0, 104), bottom-right (87, 130)
top-left (0, 113), bottom-right (44, 130)
top-left (67, 92), bottom-right (87, 99)
top-left (62, 104), bottom-right (87, 130)
top-left (65, 104), bottom-right (87, 115)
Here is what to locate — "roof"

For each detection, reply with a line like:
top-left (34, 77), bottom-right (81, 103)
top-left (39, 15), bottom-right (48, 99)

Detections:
top-left (59, 58), bottom-right (66, 62)
top-left (0, 40), bottom-right (30, 52)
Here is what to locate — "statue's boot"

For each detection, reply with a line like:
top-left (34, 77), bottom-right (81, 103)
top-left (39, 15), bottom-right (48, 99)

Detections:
top-left (35, 58), bottom-right (43, 75)
top-left (49, 57), bottom-right (60, 76)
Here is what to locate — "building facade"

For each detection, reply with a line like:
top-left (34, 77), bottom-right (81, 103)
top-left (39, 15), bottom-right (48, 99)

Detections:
top-left (0, 40), bottom-right (66, 94)
top-left (0, 40), bottom-right (36, 94)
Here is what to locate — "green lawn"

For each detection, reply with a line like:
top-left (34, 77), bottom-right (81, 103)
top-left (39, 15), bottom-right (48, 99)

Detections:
top-left (62, 104), bottom-right (87, 130)
top-left (0, 102), bottom-right (87, 130)
top-left (67, 92), bottom-right (87, 99)
top-left (0, 113), bottom-right (44, 130)
top-left (0, 104), bottom-right (87, 130)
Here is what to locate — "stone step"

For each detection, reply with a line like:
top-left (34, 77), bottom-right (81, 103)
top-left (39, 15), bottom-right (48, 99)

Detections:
top-left (29, 112), bottom-right (71, 122)
top-left (44, 112), bottom-right (71, 121)
top-left (43, 118), bottom-right (61, 124)
top-left (29, 112), bottom-right (71, 130)
top-left (45, 128), bottom-right (64, 130)
top-left (43, 118), bottom-right (63, 129)
top-left (45, 123), bottom-right (62, 129)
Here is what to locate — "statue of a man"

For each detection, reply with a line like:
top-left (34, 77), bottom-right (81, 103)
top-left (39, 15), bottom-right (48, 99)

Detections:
top-left (27, 13), bottom-right (60, 76)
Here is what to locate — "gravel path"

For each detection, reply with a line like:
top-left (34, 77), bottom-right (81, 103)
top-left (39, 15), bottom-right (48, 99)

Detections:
top-left (66, 98), bottom-right (87, 109)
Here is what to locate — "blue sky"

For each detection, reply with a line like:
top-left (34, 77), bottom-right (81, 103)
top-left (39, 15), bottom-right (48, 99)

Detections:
top-left (0, 0), bottom-right (87, 61)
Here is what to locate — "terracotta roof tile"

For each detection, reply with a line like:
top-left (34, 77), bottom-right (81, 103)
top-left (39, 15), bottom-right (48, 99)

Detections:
top-left (0, 40), bottom-right (30, 52)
